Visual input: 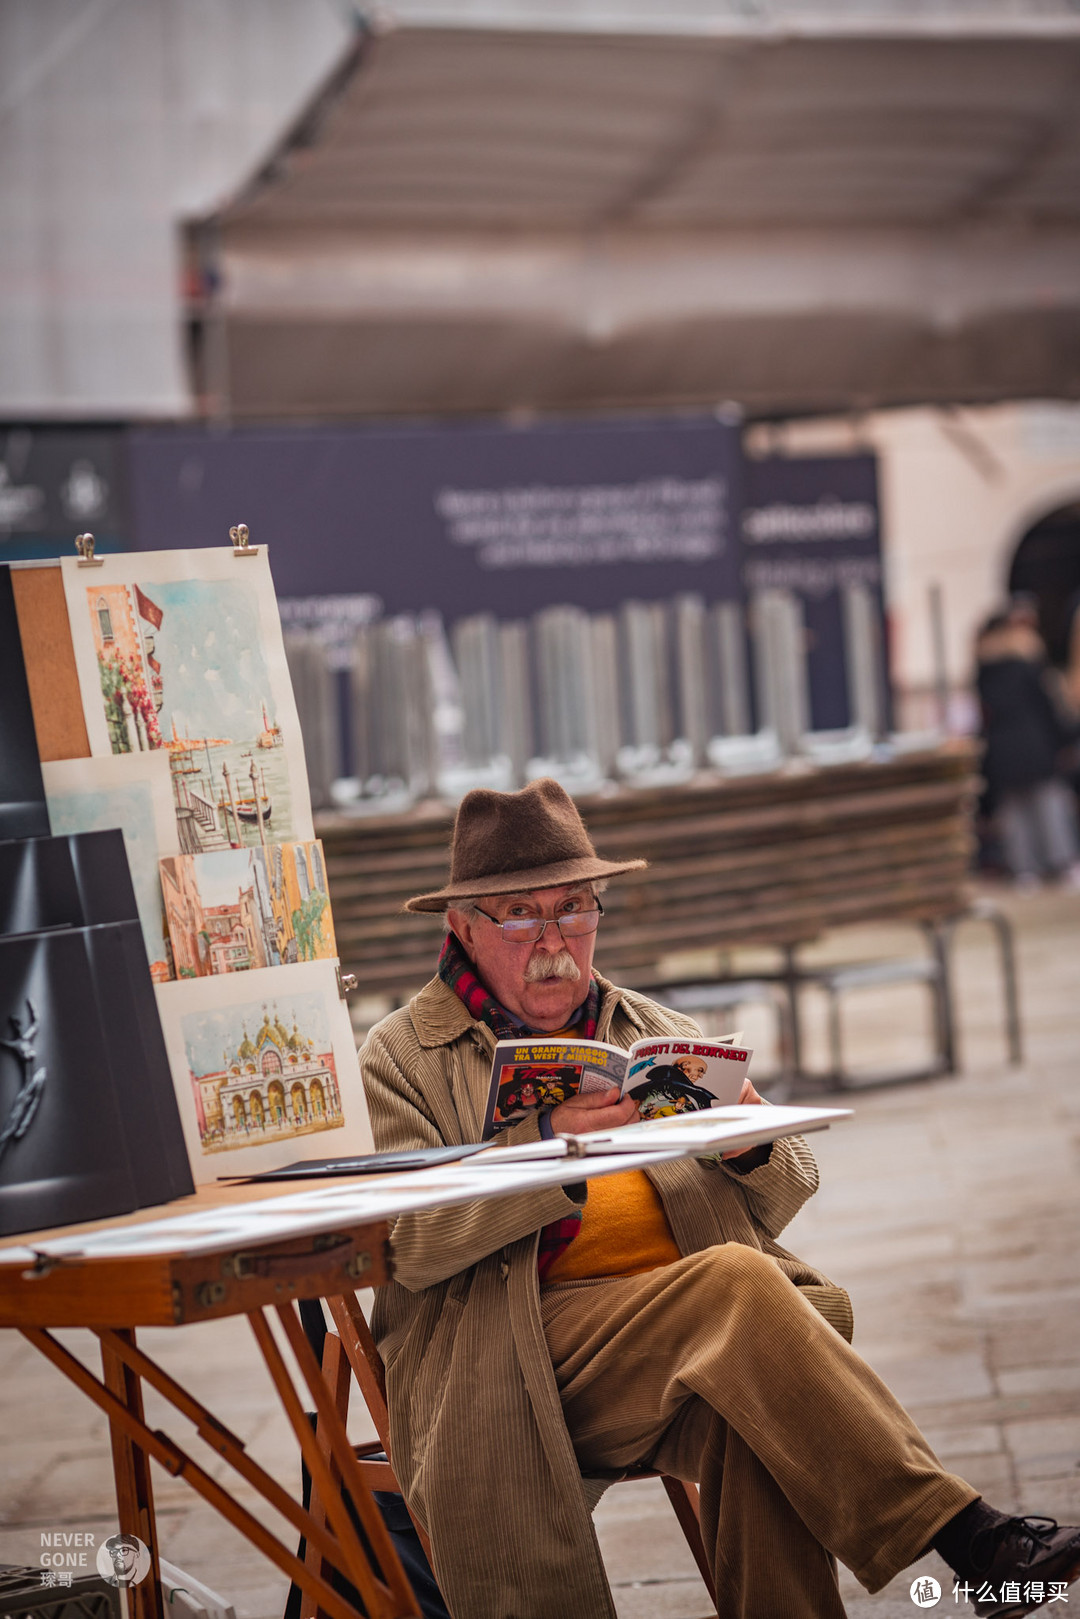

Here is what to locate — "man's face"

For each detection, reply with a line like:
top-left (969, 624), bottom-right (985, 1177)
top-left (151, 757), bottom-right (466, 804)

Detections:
top-left (108, 1540), bottom-right (138, 1581)
top-left (448, 882), bottom-right (599, 1031)
top-left (676, 1056), bottom-right (707, 1085)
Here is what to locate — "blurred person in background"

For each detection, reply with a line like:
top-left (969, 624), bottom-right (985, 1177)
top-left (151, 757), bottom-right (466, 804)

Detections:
top-left (975, 603), bottom-right (1080, 890)
top-left (1061, 589), bottom-right (1080, 717)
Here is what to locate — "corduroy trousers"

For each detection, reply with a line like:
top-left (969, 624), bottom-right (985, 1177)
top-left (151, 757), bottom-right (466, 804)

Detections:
top-left (541, 1244), bottom-right (976, 1619)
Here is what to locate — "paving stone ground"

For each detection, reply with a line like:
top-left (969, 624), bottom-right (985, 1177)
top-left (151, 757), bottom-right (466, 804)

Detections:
top-left (2, 883), bottom-right (1077, 1618)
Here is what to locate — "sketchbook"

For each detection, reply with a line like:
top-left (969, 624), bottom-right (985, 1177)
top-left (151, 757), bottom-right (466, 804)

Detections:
top-left (482, 1034), bottom-right (751, 1139)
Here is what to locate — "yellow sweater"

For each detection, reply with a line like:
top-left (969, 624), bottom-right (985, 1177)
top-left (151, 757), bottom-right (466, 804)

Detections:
top-left (533, 1006), bottom-right (682, 1283)
top-left (543, 1167), bottom-right (682, 1281)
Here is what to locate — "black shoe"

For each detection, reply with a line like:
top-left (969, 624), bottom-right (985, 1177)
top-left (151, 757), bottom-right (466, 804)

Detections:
top-left (959, 1515), bottom-right (1080, 1616)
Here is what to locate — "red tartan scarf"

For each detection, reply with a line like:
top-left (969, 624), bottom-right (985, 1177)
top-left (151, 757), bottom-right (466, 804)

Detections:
top-left (438, 929), bottom-right (598, 1275)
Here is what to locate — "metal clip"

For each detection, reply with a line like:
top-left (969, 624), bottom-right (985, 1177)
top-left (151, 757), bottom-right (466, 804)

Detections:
top-left (22, 1251), bottom-right (60, 1279)
top-left (338, 968), bottom-right (358, 1000)
top-left (75, 532), bottom-right (103, 567)
top-left (230, 522), bottom-right (258, 557)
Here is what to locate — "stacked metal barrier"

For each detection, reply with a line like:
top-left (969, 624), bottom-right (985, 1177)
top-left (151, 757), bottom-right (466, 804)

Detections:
top-left (285, 585), bottom-right (892, 810)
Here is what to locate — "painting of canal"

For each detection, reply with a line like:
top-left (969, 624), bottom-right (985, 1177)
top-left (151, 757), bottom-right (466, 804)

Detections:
top-left (61, 549), bottom-right (314, 852)
top-left (161, 841), bottom-right (336, 977)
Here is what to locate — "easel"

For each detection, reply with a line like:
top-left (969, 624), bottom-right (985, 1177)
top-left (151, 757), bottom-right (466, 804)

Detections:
top-left (1, 530), bottom-right (417, 1614)
top-left (0, 1189), bottom-right (420, 1619)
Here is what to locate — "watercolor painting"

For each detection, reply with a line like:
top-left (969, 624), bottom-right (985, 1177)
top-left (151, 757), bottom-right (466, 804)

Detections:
top-left (160, 841), bottom-right (336, 978)
top-left (61, 549), bottom-right (314, 854)
top-left (184, 992), bottom-right (342, 1154)
top-left (42, 752), bottom-right (178, 981)
top-left (155, 961), bottom-right (372, 1181)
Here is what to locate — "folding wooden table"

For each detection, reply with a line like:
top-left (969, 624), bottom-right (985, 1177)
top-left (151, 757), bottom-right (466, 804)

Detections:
top-left (0, 1188), bottom-right (421, 1619)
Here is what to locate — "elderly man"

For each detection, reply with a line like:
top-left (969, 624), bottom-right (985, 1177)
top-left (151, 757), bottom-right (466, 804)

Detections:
top-left (360, 779), bottom-right (1080, 1619)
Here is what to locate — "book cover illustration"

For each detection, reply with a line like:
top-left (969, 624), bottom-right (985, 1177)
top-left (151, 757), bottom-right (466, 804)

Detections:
top-left (61, 548), bottom-right (314, 854)
top-left (161, 841), bottom-right (336, 978)
top-left (42, 752), bottom-right (178, 980)
top-left (483, 1036), bottom-right (750, 1138)
top-left (624, 1040), bottom-right (749, 1117)
top-left (155, 960), bottom-right (373, 1183)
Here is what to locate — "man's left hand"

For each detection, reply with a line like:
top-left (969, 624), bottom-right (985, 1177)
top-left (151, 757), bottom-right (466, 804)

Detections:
top-left (721, 1077), bottom-right (764, 1159)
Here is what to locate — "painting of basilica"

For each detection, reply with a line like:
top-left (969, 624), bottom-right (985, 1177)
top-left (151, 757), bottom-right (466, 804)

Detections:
top-left (160, 841), bottom-right (336, 978)
top-left (155, 961), bottom-right (373, 1180)
top-left (188, 999), bottom-right (343, 1154)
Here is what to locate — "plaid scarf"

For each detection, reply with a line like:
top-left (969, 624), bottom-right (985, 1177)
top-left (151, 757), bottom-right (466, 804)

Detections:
top-left (439, 929), bottom-right (599, 1276)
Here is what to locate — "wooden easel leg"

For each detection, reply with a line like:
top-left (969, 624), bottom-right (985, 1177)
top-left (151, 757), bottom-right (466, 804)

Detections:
top-left (27, 1326), bottom-right (384, 1619)
top-left (251, 1307), bottom-right (419, 1619)
top-left (660, 1476), bottom-right (718, 1612)
top-left (100, 1329), bottom-right (164, 1619)
top-left (302, 1332), bottom-right (352, 1619)
top-left (326, 1295), bottom-right (438, 1572)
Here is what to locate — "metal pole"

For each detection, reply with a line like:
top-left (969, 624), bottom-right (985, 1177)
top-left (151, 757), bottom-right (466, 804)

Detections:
top-left (222, 761), bottom-right (242, 848)
top-left (250, 760), bottom-right (268, 853)
top-left (928, 581), bottom-right (950, 733)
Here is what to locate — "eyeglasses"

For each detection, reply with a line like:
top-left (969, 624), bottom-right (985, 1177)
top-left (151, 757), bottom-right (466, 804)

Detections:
top-left (473, 900), bottom-right (604, 945)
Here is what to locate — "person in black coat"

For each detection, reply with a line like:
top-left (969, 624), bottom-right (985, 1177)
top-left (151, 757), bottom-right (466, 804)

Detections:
top-left (976, 613), bottom-right (1080, 887)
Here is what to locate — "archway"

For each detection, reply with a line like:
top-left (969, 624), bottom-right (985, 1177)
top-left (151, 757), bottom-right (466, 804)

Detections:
top-left (1008, 501), bottom-right (1080, 667)
top-left (291, 1083), bottom-right (308, 1123)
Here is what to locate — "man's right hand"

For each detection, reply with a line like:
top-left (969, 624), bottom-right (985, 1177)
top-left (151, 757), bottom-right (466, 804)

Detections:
top-left (549, 1085), bottom-right (640, 1137)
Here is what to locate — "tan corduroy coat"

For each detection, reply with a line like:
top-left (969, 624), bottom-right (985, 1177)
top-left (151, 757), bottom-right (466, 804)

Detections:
top-left (360, 973), bottom-right (853, 1619)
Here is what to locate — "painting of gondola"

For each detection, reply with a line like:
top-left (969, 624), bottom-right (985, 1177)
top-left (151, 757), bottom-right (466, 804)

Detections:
top-left (61, 549), bottom-right (313, 857)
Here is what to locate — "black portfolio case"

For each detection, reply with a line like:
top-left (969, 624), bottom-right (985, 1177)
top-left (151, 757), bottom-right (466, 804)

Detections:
top-left (0, 831), bottom-right (193, 1212)
top-left (0, 921), bottom-right (194, 1236)
top-left (0, 926), bottom-right (139, 1235)
top-left (0, 565), bottom-right (49, 841)
top-left (0, 827), bottom-right (145, 937)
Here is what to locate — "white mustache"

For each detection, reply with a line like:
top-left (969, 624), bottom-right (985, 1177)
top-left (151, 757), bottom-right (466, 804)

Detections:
top-left (523, 949), bottom-right (581, 983)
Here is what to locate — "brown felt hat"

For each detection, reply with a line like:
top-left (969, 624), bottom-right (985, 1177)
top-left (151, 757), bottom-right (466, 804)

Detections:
top-left (405, 778), bottom-right (647, 913)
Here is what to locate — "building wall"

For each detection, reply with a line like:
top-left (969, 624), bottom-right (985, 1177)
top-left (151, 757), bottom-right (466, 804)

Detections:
top-left (748, 400), bottom-right (1080, 722)
top-left (0, 0), bottom-right (353, 416)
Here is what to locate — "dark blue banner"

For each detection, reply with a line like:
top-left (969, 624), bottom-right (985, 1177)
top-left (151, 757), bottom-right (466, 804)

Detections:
top-left (128, 415), bottom-right (743, 618)
top-left (742, 454), bottom-right (888, 733)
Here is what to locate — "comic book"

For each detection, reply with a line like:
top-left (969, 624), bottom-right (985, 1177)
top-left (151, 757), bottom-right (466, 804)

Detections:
top-left (481, 1034), bottom-right (752, 1139)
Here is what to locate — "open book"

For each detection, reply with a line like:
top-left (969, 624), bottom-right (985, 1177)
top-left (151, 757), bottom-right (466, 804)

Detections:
top-left (482, 1035), bottom-right (751, 1139)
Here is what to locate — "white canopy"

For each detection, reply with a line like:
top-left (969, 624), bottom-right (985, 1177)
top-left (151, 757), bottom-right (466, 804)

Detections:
top-left (199, 10), bottom-right (1080, 417)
